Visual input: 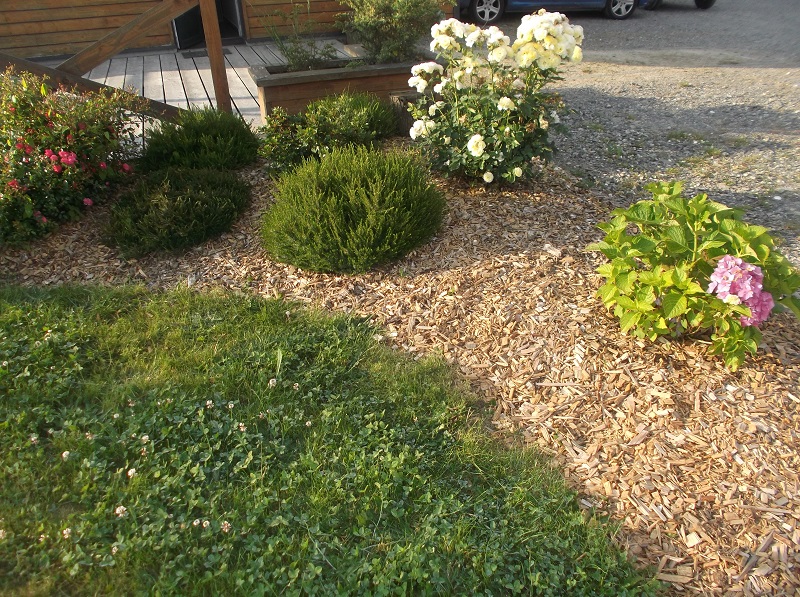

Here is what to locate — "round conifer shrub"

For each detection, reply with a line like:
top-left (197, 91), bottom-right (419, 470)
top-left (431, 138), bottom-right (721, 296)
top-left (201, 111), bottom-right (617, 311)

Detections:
top-left (261, 146), bottom-right (445, 273)
top-left (139, 107), bottom-right (259, 172)
top-left (107, 168), bottom-right (250, 257)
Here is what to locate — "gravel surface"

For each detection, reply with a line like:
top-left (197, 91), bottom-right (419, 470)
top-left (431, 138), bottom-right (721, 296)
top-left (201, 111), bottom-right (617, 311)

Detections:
top-left (499, 0), bottom-right (800, 266)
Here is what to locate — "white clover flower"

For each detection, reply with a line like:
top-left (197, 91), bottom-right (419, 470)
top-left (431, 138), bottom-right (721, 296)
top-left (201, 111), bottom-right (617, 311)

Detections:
top-left (305, 421), bottom-right (312, 427)
top-left (85, 432), bottom-right (94, 440)
top-left (513, 167), bottom-right (523, 178)
top-left (293, 383), bottom-right (300, 391)
top-left (62, 528), bottom-right (71, 540)
top-left (61, 451), bottom-right (70, 460)
top-left (483, 171), bottom-right (494, 183)
top-left (127, 468), bottom-right (136, 478)
top-left (467, 134), bottom-right (486, 157)
top-left (227, 402), bottom-right (235, 409)
top-left (206, 400), bottom-right (214, 409)
top-left (113, 413), bottom-right (120, 419)
top-left (140, 435), bottom-right (149, 444)
top-left (497, 97), bottom-right (516, 111)
top-left (0, 529), bottom-right (6, 540)
top-left (111, 545), bottom-right (119, 555)
top-left (115, 505), bottom-right (127, 518)
top-left (268, 378), bottom-right (277, 388)
top-left (202, 520), bottom-right (210, 529)
top-left (221, 521), bottom-right (232, 533)
top-left (238, 422), bottom-right (247, 433)
top-left (30, 435), bottom-right (38, 445)
top-left (193, 519), bottom-right (201, 527)
top-left (39, 534), bottom-right (47, 542)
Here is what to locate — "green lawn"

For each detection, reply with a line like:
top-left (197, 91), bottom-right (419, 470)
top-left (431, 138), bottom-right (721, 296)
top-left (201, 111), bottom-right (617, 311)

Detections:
top-left (0, 286), bottom-right (658, 595)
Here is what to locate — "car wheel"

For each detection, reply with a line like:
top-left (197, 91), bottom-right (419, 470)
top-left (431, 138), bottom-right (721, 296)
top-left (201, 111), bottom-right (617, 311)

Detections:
top-left (694, 0), bottom-right (716, 8)
top-left (604, 0), bottom-right (636, 19)
top-left (643, 0), bottom-right (662, 10)
top-left (470, 0), bottom-right (505, 24)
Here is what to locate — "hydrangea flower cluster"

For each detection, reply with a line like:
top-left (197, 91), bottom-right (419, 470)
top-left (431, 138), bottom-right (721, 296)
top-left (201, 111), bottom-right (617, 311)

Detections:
top-left (708, 255), bottom-right (774, 327)
top-left (407, 11), bottom-right (582, 183)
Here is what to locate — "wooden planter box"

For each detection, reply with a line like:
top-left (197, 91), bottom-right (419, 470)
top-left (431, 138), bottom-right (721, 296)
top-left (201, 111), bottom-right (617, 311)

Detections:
top-left (249, 61), bottom-right (417, 122)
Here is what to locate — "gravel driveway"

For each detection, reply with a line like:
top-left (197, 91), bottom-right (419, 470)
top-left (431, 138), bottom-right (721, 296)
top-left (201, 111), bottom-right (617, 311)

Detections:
top-left (499, 0), bottom-right (800, 266)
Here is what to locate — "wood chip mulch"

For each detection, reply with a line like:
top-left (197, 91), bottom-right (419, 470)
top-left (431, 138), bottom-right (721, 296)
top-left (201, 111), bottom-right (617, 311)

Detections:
top-left (1, 164), bottom-right (799, 596)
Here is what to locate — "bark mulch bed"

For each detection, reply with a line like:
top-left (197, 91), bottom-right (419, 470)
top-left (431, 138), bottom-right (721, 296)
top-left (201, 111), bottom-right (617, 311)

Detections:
top-left (2, 164), bottom-right (799, 595)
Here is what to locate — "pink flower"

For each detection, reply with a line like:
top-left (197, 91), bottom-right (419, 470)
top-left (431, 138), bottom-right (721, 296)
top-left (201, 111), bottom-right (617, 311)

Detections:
top-left (7, 179), bottom-right (21, 190)
top-left (15, 142), bottom-right (24, 150)
top-left (49, 154), bottom-right (60, 163)
top-left (53, 164), bottom-right (63, 174)
top-left (121, 163), bottom-right (131, 173)
top-left (24, 144), bottom-right (33, 155)
top-left (708, 255), bottom-right (774, 327)
top-left (44, 149), bottom-right (54, 158)
top-left (83, 198), bottom-right (93, 206)
top-left (99, 162), bottom-right (107, 169)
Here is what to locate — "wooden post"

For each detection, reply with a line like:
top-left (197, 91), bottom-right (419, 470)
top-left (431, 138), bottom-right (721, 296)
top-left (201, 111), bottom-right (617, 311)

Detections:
top-left (198, 0), bottom-right (232, 113)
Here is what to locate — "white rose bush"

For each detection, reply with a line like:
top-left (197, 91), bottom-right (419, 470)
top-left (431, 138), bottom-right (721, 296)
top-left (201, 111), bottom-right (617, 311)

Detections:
top-left (408, 10), bottom-right (584, 183)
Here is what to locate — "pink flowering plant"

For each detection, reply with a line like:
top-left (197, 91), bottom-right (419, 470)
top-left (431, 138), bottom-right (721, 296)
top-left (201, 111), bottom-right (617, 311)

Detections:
top-left (407, 11), bottom-right (583, 183)
top-left (588, 182), bottom-right (800, 370)
top-left (1, 67), bottom-right (145, 242)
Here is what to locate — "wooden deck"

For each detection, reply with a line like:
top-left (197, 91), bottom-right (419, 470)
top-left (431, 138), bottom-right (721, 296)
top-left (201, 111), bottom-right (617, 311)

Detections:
top-left (41, 39), bottom-right (356, 126)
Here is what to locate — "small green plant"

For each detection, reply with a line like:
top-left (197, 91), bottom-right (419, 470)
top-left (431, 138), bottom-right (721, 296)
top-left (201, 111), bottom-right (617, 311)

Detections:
top-left (106, 168), bottom-right (250, 256)
top-left (261, 145), bottom-right (445, 273)
top-left (138, 107), bottom-right (259, 172)
top-left (267, 2), bottom-right (338, 71)
top-left (408, 12), bottom-right (582, 183)
top-left (337, 0), bottom-right (447, 63)
top-left (588, 181), bottom-right (800, 370)
top-left (1, 68), bottom-right (144, 242)
top-left (258, 92), bottom-right (397, 170)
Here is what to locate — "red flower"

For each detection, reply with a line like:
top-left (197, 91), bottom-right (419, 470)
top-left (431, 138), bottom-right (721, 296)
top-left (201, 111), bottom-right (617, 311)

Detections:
top-left (99, 162), bottom-right (107, 169)
top-left (53, 165), bottom-right (63, 174)
top-left (15, 142), bottom-right (24, 150)
top-left (121, 163), bottom-right (132, 173)
top-left (83, 198), bottom-right (93, 206)
top-left (78, 122), bottom-right (87, 131)
top-left (44, 149), bottom-right (54, 158)
top-left (7, 179), bottom-right (21, 190)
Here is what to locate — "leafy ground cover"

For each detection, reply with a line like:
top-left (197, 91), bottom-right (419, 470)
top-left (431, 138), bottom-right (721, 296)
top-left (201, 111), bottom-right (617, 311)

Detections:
top-left (0, 285), bottom-right (658, 595)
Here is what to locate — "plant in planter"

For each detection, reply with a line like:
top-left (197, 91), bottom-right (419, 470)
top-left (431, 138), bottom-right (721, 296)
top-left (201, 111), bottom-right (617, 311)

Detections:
top-left (337, 0), bottom-right (451, 64)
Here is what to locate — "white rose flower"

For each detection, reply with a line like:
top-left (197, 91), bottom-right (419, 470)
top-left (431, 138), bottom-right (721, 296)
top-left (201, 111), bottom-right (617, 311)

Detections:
top-left (571, 46), bottom-right (583, 63)
top-left (488, 46), bottom-right (508, 63)
top-left (408, 76), bottom-right (428, 93)
top-left (483, 171), bottom-right (494, 183)
top-left (513, 167), bottom-right (523, 177)
top-left (466, 134), bottom-right (486, 157)
top-left (497, 97), bottom-right (515, 111)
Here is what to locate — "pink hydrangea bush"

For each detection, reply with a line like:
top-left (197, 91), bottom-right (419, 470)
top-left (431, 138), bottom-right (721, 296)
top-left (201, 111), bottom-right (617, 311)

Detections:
top-left (1, 67), bottom-right (146, 242)
top-left (590, 182), bottom-right (800, 370)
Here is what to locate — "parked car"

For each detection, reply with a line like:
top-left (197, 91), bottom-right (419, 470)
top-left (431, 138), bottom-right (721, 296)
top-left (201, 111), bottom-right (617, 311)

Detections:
top-left (460, 0), bottom-right (652, 25)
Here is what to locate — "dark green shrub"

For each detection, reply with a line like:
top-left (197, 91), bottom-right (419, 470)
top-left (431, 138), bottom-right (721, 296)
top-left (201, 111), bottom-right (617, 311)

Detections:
top-left (138, 107), bottom-right (259, 172)
top-left (106, 168), bottom-right (250, 256)
top-left (261, 146), bottom-right (445, 273)
top-left (258, 92), bottom-right (398, 171)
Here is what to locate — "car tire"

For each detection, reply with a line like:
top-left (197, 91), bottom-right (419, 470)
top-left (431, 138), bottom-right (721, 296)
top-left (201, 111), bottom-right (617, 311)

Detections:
top-left (604, 0), bottom-right (636, 19)
top-left (694, 0), bottom-right (716, 8)
top-left (470, 0), bottom-right (505, 24)
top-left (643, 0), bottom-right (662, 10)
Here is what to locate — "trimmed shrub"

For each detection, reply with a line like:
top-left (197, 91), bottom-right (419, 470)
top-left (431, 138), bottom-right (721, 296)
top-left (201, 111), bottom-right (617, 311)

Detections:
top-left (261, 146), bottom-right (445, 273)
top-left (258, 92), bottom-right (398, 171)
top-left (138, 107), bottom-right (259, 172)
top-left (106, 168), bottom-right (250, 256)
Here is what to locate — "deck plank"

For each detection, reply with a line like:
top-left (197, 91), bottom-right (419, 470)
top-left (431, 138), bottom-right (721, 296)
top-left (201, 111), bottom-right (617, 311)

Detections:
top-left (105, 57), bottom-right (127, 91)
top-left (192, 54), bottom-right (217, 106)
top-left (248, 42), bottom-right (285, 67)
top-left (87, 60), bottom-right (111, 85)
top-left (159, 52), bottom-right (189, 110)
top-left (124, 55), bottom-right (144, 95)
top-left (174, 53), bottom-right (208, 108)
top-left (142, 54), bottom-right (165, 103)
top-left (224, 47), bottom-right (261, 124)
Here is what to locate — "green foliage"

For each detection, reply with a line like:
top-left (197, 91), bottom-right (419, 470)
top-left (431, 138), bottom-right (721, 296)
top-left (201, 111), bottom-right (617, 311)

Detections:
top-left (258, 92), bottom-right (398, 171)
top-left (1, 67), bottom-right (144, 243)
top-left (0, 285), bottom-right (659, 595)
top-left (106, 168), bottom-right (250, 257)
top-left (408, 15), bottom-right (582, 183)
top-left (337, 0), bottom-right (447, 63)
top-left (138, 107), bottom-right (259, 172)
top-left (267, 2), bottom-right (338, 72)
top-left (588, 182), bottom-right (800, 370)
top-left (261, 146), bottom-right (445, 273)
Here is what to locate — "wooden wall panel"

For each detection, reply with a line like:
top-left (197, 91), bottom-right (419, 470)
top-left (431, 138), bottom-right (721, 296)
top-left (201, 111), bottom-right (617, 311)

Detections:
top-left (2, 0), bottom-right (175, 59)
top-left (243, 0), bottom-right (346, 40)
